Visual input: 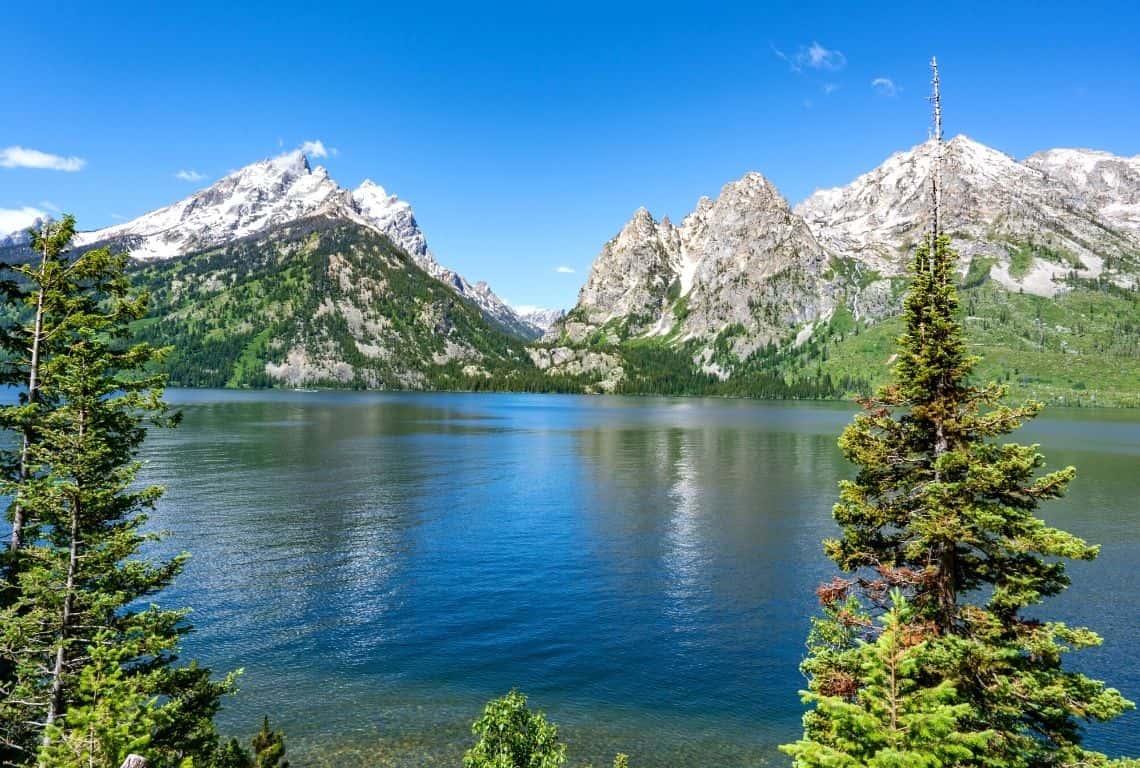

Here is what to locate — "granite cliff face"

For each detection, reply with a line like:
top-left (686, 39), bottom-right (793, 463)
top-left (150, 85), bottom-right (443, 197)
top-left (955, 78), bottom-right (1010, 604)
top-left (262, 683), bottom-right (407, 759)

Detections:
top-left (1023, 148), bottom-right (1140, 236)
top-left (549, 172), bottom-right (893, 375)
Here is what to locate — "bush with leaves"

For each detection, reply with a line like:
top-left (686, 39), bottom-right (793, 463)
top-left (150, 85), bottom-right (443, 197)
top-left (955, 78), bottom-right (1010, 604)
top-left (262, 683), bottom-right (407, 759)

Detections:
top-left (464, 690), bottom-right (566, 768)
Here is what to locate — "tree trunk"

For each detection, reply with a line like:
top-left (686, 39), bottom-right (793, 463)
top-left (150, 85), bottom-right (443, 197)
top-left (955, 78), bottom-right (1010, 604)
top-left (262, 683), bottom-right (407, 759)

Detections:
top-left (40, 410), bottom-right (84, 755)
top-left (9, 234), bottom-right (49, 553)
top-left (40, 499), bottom-right (78, 751)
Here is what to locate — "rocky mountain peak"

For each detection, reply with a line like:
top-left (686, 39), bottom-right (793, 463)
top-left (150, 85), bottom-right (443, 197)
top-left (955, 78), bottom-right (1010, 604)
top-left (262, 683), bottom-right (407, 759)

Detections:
top-left (1025, 148), bottom-right (1140, 234)
top-left (351, 179), bottom-right (428, 260)
top-left (66, 148), bottom-right (536, 337)
top-left (795, 134), bottom-right (1139, 293)
top-left (567, 207), bottom-right (681, 332)
top-left (72, 148), bottom-right (347, 260)
top-left (718, 171), bottom-right (784, 203)
top-left (620, 207), bottom-right (662, 239)
top-left (515, 306), bottom-right (566, 332)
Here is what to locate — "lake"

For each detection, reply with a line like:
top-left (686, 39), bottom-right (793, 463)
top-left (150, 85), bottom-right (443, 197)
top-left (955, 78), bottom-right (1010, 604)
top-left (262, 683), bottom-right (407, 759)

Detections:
top-left (137, 390), bottom-right (1139, 766)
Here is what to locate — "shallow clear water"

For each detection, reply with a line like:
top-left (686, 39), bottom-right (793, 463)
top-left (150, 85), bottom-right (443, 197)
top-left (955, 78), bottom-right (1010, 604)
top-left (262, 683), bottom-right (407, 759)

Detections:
top-left (136, 391), bottom-right (1139, 766)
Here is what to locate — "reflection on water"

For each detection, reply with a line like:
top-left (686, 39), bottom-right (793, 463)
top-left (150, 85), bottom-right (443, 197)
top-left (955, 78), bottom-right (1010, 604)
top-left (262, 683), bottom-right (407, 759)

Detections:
top-left (134, 391), bottom-right (1139, 766)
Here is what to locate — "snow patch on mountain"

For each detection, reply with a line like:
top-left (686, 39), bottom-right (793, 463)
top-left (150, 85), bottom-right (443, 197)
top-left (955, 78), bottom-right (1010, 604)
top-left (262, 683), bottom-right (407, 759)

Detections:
top-left (512, 306), bottom-right (566, 332)
top-left (1025, 148), bottom-right (1140, 235)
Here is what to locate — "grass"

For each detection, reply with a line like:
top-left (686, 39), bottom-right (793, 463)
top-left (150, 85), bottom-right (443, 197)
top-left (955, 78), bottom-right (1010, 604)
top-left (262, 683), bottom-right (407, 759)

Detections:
top-left (815, 282), bottom-right (1140, 407)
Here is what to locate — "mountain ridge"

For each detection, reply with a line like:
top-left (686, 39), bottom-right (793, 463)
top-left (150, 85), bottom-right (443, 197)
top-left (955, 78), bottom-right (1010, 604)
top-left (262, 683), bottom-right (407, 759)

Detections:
top-left (4, 136), bottom-right (1138, 404)
top-left (538, 135), bottom-right (1140, 403)
top-left (69, 148), bottom-right (543, 338)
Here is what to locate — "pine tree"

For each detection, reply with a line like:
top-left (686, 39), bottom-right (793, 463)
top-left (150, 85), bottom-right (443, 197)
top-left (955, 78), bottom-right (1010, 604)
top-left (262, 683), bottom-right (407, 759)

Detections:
top-left (0, 222), bottom-right (238, 767)
top-left (783, 591), bottom-right (992, 767)
top-left (249, 717), bottom-right (288, 768)
top-left (784, 60), bottom-right (1133, 767)
top-left (2, 216), bottom-right (79, 556)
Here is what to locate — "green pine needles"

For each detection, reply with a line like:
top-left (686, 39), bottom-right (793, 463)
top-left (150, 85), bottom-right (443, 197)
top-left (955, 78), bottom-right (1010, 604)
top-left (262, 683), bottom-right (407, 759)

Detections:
top-left (783, 235), bottom-right (1134, 766)
top-left (0, 217), bottom-right (268, 768)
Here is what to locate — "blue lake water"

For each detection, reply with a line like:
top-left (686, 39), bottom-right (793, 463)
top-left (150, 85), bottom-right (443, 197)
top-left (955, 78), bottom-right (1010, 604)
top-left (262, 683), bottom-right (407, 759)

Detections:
top-left (135, 390), bottom-right (1138, 766)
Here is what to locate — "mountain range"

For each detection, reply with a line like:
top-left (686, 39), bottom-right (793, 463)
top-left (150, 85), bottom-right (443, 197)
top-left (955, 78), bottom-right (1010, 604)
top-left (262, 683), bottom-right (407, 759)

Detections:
top-left (3, 137), bottom-right (1138, 404)
top-left (539, 135), bottom-right (1140, 403)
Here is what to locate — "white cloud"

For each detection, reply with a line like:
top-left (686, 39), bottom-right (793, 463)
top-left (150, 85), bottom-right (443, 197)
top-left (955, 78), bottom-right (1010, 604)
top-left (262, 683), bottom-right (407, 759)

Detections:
top-left (300, 139), bottom-right (338, 159)
top-left (110, 213), bottom-right (127, 221)
top-left (175, 169), bottom-right (206, 182)
top-left (802, 42), bottom-right (845, 70)
top-left (40, 200), bottom-right (60, 213)
top-left (822, 83), bottom-right (840, 95)
top-left (872, 77), bottom-right (899, 97)
top-left (0, 146), bottom-right (86, 172)
top-left (555, 266), bottom-right (575, 274)
top-left (772, 41), bottom-right (847, 73)
top-left (0, 206), bottom-right (48, 234)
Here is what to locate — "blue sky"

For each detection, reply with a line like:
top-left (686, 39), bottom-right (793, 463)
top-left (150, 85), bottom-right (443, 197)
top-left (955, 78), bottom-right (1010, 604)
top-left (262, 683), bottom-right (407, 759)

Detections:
top-left (2, 0), bottom-right (1138, 311)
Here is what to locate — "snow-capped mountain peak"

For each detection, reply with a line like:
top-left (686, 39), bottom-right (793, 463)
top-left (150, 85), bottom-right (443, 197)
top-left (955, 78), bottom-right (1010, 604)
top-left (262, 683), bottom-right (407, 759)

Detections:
top-left (351, 178), bottom-right (428, 260)
top-left (70, 147), bottom-right (534, 336)
top-left (75, 147), bottom-right (348, 259)
top-left (795, 135), bottom-right (1140, 297)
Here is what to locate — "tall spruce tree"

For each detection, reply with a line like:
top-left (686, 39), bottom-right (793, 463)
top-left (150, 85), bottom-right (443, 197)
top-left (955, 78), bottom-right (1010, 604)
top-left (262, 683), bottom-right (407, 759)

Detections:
top-left (0, 221), bottom-right (238, 767)
top-left (783, 60), bottom-right (1133, 767)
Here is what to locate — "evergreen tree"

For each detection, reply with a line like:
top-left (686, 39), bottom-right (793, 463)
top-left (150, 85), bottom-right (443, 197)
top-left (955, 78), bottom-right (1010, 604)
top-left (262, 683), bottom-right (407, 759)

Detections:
top-left (249, 717), bottom-right (288, 768)
top-left (0, 222), bottom-right (237, 767)
top-left (2, 215), bottom-right (94, 558)
top-left (785, 234), bottom-right (1134, 767)
top-left (783, 591), bottom-right (992, 767)
top-left (785, 59), bottom-right (1133, 767)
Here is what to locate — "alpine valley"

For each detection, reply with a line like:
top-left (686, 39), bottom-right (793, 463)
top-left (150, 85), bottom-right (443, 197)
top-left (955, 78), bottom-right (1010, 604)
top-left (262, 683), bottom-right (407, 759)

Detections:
top-left (4, 138), bottom-right (1139, 403)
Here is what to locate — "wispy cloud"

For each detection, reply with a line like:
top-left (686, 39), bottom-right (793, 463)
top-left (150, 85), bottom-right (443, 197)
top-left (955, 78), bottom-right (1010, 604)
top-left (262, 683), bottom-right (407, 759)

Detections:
top-left (555, 265), bottom-right (575, 274)
top-left (40, 200), bottom-right (60, 213)
top-left (110, 213), bottom-right (127, 221)
top-left (175, 169), bottom-right (206, 182)
top-left (301, 139), bottom-right (338, 159)
top-left (0, 206), bottom-right (48, 234)
top-left (0, 146), bottom-right (86, 172)
top-left (872, 77), bottom-right (899, 97)
top-left (822, 82), bottom-right (840, 95)
top-left (772, 41), bottom-right (847, 73)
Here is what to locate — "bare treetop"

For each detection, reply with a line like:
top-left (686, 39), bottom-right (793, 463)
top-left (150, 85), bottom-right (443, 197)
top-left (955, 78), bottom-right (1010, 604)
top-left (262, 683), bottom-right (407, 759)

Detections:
top-left (928, 56), bottom-right (944, 253)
